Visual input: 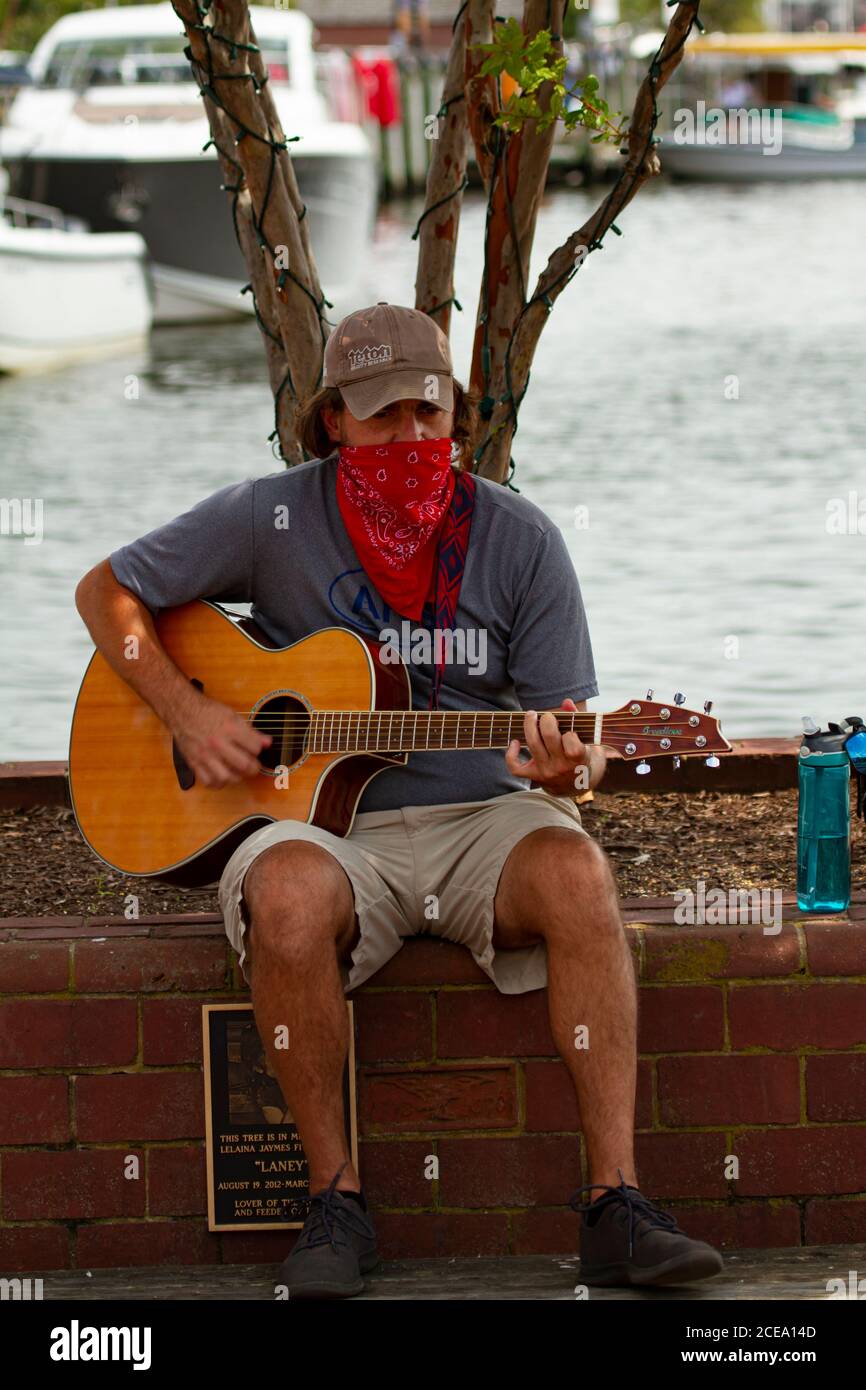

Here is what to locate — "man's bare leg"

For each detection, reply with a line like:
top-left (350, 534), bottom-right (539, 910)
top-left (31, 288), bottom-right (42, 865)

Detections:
top-left (492, 828), bottom-right (638, 1200)
top-left (242, 841), bottom-right (362, 1197)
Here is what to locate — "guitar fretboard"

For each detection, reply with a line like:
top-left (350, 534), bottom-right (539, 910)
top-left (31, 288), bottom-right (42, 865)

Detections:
top-left (301, 710), bottom-right (598, 754)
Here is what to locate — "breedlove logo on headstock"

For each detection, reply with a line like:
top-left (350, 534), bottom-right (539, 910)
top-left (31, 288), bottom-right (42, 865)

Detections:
top-left (600, 691), bottom-right (731, 774)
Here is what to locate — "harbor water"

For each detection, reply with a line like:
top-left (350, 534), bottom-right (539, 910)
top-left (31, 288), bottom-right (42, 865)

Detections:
top-left (1, 179), bottom-right (865, 762)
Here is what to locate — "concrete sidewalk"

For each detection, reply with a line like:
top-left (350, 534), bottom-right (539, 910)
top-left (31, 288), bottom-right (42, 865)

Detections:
top-left (29, 1243), bottom-right (866, 1300)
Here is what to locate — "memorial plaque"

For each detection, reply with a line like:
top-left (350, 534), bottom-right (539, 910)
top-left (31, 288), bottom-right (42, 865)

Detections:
top-left (202, 1002), bottom-right (357, 1232)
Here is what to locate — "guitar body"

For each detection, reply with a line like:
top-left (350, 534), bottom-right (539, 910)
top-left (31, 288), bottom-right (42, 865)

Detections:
top-left (69, 600), bottom-right (410, 886)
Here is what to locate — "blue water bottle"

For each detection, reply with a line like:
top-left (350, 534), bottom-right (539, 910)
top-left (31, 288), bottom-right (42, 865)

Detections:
top-left (797, 720), bottom-right (851, 913)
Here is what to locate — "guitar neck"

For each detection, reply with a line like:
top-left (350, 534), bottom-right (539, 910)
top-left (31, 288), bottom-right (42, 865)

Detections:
top-left (306, 710), bottom-right (599, 754)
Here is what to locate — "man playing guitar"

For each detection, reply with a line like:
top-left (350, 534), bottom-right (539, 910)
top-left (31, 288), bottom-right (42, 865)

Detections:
top-left (75, 302), bottom-right (723, 1298)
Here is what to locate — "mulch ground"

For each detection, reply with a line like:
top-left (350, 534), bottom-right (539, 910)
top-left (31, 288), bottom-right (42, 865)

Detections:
top-left (2, 790), bottom-right (864, 920)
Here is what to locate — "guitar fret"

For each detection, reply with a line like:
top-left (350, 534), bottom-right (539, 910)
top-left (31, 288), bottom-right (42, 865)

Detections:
top-left (307, 709), bottom-right (618, 755)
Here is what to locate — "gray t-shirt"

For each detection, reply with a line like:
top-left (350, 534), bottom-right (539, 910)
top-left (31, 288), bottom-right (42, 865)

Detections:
top-left (108, 454), bottom-right (598, 812)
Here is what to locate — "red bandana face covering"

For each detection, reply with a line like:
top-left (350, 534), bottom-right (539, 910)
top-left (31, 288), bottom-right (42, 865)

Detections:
top-left (336, 437), bottom-right (456, 621)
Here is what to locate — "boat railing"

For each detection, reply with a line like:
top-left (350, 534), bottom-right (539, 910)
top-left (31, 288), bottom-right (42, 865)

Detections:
top-left (0, 195), bottom-right (89, 233)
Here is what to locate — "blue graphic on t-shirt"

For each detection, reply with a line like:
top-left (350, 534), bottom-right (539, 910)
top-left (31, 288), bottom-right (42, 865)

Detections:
top-left (328, 567), bottom-right (435, 636)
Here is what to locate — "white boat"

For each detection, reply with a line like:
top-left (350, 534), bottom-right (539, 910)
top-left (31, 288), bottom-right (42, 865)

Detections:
top-left (0, 3), bottom-right (377, 324)
top-left (659, 103), bottom-right (866, 180)
top-left (0, 195), bottom-right (151, 374)
top-left (641, 31), bottom-right (866, 181)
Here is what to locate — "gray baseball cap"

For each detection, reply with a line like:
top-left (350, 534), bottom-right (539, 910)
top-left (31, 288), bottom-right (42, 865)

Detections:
top-left (322, 301), bottom-right (454, 420)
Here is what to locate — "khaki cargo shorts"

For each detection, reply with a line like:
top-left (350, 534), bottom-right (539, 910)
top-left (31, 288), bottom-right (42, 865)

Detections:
top-left (218, 788), bottom-right (590, 996)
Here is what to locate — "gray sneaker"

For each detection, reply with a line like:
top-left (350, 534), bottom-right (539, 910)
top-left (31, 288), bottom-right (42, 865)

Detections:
top-left (569, 1168), bottom-right (724, 1288)
top-left (276, 1163), bottom-right (379, 1299)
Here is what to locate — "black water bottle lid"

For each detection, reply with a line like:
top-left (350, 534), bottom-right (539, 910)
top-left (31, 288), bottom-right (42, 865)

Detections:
top-left (800, 723), bottom-right (851, 756)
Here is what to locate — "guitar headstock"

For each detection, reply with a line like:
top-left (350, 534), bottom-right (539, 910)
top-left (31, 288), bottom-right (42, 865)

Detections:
top-left (602, 695), bottom-right (732, 766)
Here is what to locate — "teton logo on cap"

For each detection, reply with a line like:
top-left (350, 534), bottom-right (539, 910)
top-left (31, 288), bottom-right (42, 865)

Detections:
top-left (347, 343), bottom-right (393, 371)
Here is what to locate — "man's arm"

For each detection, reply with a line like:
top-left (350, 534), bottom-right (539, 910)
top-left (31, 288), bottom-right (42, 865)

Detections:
top-left (501, 521), bottom-right (603, 795)
top-left (75, 560), bottom-right (270, 787)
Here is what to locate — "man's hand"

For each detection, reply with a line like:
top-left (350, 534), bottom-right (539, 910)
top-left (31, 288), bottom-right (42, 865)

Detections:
top-left (504, 697), bottom-right (604, 795)
top-left (171, 693), bottom-right (273, 789)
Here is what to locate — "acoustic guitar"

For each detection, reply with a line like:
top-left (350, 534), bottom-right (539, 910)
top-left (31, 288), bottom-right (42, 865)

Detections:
top-left (69, 599), bottom-right (732, 886)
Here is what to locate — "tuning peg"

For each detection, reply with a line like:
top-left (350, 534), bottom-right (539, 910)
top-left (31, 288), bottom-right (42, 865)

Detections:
top-left (703, 699), bottom-right (713, 715)
top-left (673, 692), bottom-right (686, 706)
top-left (705, 755), bottom-right (720, 768)
top-left (645, 688), bottom-right (654, 700)
top-left (673, 755), bottom-right (681, 770)
top-left (636, 760), bottom-right (652, 775)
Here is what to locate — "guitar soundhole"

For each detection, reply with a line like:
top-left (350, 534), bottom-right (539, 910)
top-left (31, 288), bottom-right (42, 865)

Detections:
top-left (251, 696), bottom-right (310, 772)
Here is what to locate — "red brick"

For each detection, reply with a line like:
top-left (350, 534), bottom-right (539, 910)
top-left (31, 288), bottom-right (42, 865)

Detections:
top-left (644, 1200), bottom-right (801, 1251)
top-left (374, 1211), bottom-right (509, 1258)
top-left (0, 998), bottom-right (137, 1068)
top-left (634, 1132), bottom-right (729, 1198)
top-left (0, 941), bottom-right (69, 992)
top-left (658, 1056), bottom-right (800, 1126)
top-left (807, 1054), bottom-right (866, 1122)
top-left (512, 1207), bottom-right (582, 1256)
top-left (1, 917), bottom-right (85, 930)
top-left (84, 913), bottom-right (223, 928)
top-left (0, 1075), bottom-right (70, 1144)
top-left (735, 1128), bottom-right (866, 1196)
top-left (437, 1136), bottom-right (580, 1207)
top-left (142, 997), bottom-right (212, 1065)
top-left (75, 1073), bottom-right (203, 1142)
top-left (2, 1149), bottom-right (146, 1220)
top-left (437, 989), bottom-right (555, 1060)
top-left (359, 1064), bottom-right (516, 1134)
top-left (74, 938), bottom-right (229, 993)
top-left (0, 1225), bottom-right (71, 1272)
top-left (622, 908), bottom-right (684, 925)
top-left (805, 921), bottom-right (866, 976)
top-left (359, 1139), bottom-right (433, 1207)
top-left (523, 1058), bottom-right (652, 1132)
top-left (638, 985), bottom-right (724, 1052)
top-left (353, 992), bottom-right (432, 1063)
top-left (148, 1145), bottom-right (207, 1216)
top-left (729, 983), bottom-right (866, 1050)
top-left (643, 927), bottom-right (800, 982)
top-left (75, 1220), bottom-right (220, 1267)
top-left (371, 938), bottom-right (487, 987)
top-left (804, 1198), bottom-right (866, 1244)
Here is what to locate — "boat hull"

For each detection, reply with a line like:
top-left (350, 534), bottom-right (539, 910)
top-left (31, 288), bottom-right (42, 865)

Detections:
top-left (5, 150), bottom-right (378, 323)
top-left (659, 137), bottom-right (866, 181)
top-left (0, 224), bottom-right (152, 373)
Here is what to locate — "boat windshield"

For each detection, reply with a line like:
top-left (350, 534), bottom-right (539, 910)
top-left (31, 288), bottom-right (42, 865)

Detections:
top-left (39, 35), bottom-right (291, 89)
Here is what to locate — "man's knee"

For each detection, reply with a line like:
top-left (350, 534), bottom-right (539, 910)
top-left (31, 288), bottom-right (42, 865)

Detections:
top-left (241, 840), bottom-right (358, 952)
top-left (512, 829), bottom-right (617, 920)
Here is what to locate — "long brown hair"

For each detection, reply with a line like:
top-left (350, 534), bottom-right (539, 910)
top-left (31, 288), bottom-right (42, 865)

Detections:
top-left (293, 379), bottom-right (482, 471)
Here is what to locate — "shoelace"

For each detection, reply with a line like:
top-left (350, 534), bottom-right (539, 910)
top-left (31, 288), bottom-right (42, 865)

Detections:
top-left (294, 1160), bottom-right (371, 1254)
top-left (568, 1166), bottom-right (685, 1258)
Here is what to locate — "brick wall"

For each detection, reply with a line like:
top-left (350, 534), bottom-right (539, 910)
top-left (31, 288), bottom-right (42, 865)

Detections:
top-left (1, 902), bottom-right (865, 1272)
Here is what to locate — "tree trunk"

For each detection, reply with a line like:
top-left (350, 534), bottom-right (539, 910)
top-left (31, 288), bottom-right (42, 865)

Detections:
top-left (173, 0), bottom-right (329, 464)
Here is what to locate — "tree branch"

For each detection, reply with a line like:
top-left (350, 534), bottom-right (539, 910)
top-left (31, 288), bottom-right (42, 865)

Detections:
top-left (477, 0), bottom-right (701, 481)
